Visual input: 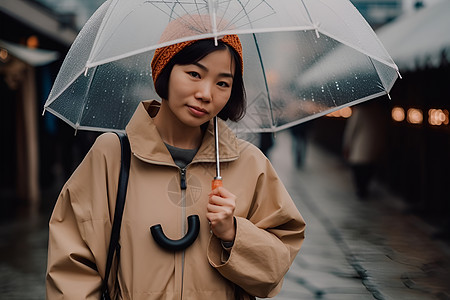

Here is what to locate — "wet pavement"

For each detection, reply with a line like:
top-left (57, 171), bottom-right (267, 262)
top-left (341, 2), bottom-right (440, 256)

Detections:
top-left (1, 130), bottom-right (450, 299)
top-left (0, 209), bottom-right (48, 299)
top-left (267, 131), bottom-right (450, 300)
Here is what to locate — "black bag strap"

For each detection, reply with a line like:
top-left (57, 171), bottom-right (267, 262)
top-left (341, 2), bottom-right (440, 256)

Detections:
top-left (101, 132), bottom-right (131, 300)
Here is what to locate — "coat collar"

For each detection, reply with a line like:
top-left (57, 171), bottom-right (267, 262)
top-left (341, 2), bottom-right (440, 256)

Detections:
top-left (126, 100), bottom-right (239, 165)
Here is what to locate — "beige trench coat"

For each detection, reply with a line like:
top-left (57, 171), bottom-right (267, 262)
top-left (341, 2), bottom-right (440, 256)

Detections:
top-left (46, 100), bottom-right (305, 299)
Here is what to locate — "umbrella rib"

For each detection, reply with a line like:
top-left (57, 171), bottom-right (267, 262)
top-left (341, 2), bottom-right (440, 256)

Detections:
top-left (199, 0), bottom-right (211, 32)
top-left (75, 65), bottom-right (99, 130)
top-left (367, 55), bottom-right (390, 95)
top-left (247, 0), bottom-right (273, 16)
top-left (235, 0), bottom-right (275, 129)
top-left (251, 32), bottom-right (276, 130)
top-left (177, 0), bottom-right (203, 26)
top-left (193, 0), bottom-right (204, 21)
top-left (93, 2), bottom-right (151, 64)
top-left (149, 0), bottom-right (209, 34)
top-left (227, 0), bottom-right (250, 28)
top-left (173, 1), bottom-right (208, 32)
top-left (299, 0), bottom-right (315, 27)
top-left (146, 1), bottom-right (176, 19)
top-left (216, 0), bottom-right (232, 29)
top-left (168, 1), bottom-right (185, 20)
top-left (231, 11), bottom-right (277, 29)
top-left (232, 0), bottom-right (275, 30)
top-left (146, 0), bottom-right (193, 2)
top-left (96, 0), bottom-right (179, 58)
top-left (148, 0), bottom-right (188, 22)
top-left (300, 0), bottom-right (398, 70)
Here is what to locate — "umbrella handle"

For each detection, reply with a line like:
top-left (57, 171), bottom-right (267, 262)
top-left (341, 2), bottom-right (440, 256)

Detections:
top-left (150, 215), bottom-right (200, 251)
top-left (211, 178), bottom-right (223, 190)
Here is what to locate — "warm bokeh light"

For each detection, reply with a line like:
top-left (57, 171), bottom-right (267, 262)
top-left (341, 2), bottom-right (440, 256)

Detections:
top-left (428, 109), bottom-right (449, 126)
top-left (326, 107), bottom-right (352, 118)
top-left (406, 108), bottom-right (423, 124)
top-left (340, 107), bottom-right (352, 118)
top-left (0, 48), bottom-right (8, 62)
top-left (27, 35), bottom-right (39, 48)
top-left (391, 106), bottom-right (405, 122)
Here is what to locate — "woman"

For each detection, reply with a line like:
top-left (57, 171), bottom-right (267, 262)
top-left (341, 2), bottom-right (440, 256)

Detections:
top-left (46, 21), bottom-right (305, 299)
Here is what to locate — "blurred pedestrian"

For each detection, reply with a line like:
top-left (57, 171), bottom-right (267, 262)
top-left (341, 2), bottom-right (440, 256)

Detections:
top-left (290, 123), bottom-right (311, 168)
top-left (259, 132), bottom-right (274, 156)
top-left (46, 18), bottom-right (305, 299)
top-left (342, 100), bottom-right (387, 199)
top-left (259, 122), bottom-right (310, 169)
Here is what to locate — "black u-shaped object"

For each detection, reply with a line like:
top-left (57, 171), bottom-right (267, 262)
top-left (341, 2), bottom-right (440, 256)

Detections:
top-left (150, 215), bottom-right (200, 251)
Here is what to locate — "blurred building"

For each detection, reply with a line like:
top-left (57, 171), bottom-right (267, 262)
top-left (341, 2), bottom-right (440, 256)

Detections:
top-left (377, 0), bottom-right (450, 229)
top-left (32, 0), bottom-right (104, 29)
top-left (314, 0), bottom-right (450, 233)
top-left (0, 0), bottom-right (80, 216)
top-left (351, 0), bottom-right (403, 28)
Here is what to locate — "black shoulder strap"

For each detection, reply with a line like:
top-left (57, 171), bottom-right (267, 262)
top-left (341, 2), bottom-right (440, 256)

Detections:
top-left (101, 132), bottom-right (131, 299)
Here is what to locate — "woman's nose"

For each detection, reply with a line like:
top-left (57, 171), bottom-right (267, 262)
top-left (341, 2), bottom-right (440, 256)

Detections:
top-left (195, 82), bottom-right (212, 101)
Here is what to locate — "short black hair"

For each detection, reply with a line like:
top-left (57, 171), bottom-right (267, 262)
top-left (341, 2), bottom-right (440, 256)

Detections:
top-left (154, 39), bottom-right (246, 122)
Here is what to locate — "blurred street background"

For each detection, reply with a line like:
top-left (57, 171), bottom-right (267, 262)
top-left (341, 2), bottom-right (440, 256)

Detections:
top-left (1, 0), bottom-right (450, 299)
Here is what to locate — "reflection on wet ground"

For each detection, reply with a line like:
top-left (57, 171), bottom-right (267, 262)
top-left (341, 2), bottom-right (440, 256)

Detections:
top-left (0, 204), bottom-right (51, 299)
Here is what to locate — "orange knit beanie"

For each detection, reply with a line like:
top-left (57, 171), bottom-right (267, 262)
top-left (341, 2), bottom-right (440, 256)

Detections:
top-left (151, 16), bottom-right (243, 85)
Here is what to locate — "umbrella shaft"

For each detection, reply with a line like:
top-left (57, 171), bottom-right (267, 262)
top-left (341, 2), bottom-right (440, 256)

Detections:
top-left (214, 116), bottom-right (221, 179)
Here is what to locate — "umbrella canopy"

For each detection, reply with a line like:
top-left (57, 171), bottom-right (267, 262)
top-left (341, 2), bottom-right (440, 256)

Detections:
top-left (43, 0), bottom-right (399, 133)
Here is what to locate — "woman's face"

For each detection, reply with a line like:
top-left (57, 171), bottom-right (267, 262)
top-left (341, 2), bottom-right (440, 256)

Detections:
top-left (165, 48), bottom-right (235, 128)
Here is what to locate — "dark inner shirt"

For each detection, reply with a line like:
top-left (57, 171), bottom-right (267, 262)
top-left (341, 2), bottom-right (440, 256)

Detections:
top-left (165, 143), bottom-right (198, 169)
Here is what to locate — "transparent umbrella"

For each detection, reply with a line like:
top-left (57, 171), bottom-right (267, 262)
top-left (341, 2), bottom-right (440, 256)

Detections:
top-left (43, 0), bottom-right (400, 252)
top-left (43, 0), bottom-right (399, 133)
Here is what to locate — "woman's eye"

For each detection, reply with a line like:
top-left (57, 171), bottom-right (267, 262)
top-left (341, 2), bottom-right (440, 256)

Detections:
top-left (188, 72), bottom-right (200, 78)
top-left (217, 81), bottom-right (230, 88)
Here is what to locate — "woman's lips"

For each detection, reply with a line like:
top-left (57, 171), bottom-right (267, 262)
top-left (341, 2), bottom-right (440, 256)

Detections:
top-left (188, 105), bottom-right (208, 117)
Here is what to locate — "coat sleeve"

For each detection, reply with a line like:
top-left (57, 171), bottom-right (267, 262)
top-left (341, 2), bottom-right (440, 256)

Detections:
top-left (207, 149), bottom-right (306, 298)
top-left (46, 133), bottom-right (121, 299)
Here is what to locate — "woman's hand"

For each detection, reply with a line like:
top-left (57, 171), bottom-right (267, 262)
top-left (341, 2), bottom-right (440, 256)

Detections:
top-left (207, 186), bottom-right (236, 242)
